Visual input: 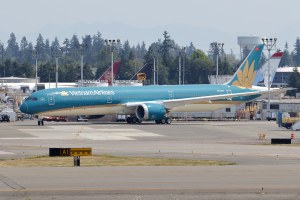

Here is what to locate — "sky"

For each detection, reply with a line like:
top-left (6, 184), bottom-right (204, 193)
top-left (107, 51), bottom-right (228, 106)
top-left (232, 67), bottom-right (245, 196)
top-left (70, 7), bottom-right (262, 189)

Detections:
top-left (0, 0), bottom-right (299, 56)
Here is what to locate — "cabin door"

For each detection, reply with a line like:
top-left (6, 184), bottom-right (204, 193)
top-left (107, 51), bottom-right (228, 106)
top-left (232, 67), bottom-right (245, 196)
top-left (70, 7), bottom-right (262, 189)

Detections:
top-left (47, 94), bottom-right (55, 105)
top-left (107, 95), bottom-right (112, 104)
top-left (168, 91), bottom-right (174, 100)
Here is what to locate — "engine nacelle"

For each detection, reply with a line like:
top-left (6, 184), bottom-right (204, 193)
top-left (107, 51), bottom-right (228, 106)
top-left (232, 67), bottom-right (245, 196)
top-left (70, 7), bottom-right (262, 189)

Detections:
top-left (135, 103), bottom-right (166, 121)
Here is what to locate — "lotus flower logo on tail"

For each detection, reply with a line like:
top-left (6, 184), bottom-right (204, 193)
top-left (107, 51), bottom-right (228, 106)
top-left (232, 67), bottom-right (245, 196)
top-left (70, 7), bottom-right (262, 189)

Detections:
top-left (232, 60), bottom-right (256, 88)
top-left (226, 44), bottom-right (263, 88)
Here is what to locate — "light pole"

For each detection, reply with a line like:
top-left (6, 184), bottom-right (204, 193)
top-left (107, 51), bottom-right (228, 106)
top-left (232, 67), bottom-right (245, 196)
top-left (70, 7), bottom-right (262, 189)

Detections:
top-left (32, 52), bottom-right (40, 92)
top-left (151, 47), bottom-right (160, 85)
top-left (153, 57), bottom-right (156, 85)
top-left (51, 47), bottom-right (62, 88)
top-left (179, 55), bottom-right (181, 85)
top-left (105, 39), bottom-right (120, 86)
top-left (262, 38), bottom-right (277, 120)
top-left (76, 43), bottom-right (88, 87)
top-left (211, 42), bottom-right (224, 84)
top-left (182, 47), bottom-right (186, 85)
top-left (0, 43), bottom-right (4, 77)
top-left (178, 47), bottom-right (186, 85)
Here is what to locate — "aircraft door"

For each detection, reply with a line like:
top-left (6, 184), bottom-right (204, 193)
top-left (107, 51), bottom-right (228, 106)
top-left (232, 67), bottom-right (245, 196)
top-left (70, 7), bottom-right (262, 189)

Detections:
top-left (168, 91), bottom-right (174, 100)
top-left (226, 90), bottom-right (232, 101)
top-left (107, 95), bottom-right (112, 104)
top-left (47, 94), bottom-right (55, 105)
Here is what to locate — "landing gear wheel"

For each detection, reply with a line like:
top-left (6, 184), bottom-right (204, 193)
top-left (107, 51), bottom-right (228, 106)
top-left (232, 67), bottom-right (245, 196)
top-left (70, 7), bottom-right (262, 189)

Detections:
top-left (166, 117), bottom-right (171, 124)
top-left (160, 118), bottom-right (166, 124)
top-left (137, 118), bottom-right (142, 123)
top-left (126, 117), bottom-right (132, 124)
top-left (132, 117), bottom-right (138, 124)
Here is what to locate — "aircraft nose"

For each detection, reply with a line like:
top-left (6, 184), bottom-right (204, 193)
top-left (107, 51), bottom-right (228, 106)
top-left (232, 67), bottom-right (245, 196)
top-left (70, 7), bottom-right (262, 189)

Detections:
top-left (20, 102), bottom-right (28, 113)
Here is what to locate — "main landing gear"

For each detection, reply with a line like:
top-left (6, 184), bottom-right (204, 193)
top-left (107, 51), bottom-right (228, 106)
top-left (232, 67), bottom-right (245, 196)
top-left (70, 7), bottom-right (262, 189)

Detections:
top-left (155, 117), bottom-right (172, 124)
top-left (126, 116), bottom-right (172, 124)
top-left (126, 116), bottom-right (142, 124)
top-left (38, 119), bottom-right (44, 126)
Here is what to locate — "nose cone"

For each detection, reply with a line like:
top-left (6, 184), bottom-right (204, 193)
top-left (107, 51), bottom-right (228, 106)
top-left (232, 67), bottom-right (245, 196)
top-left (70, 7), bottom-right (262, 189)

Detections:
top-left (20, 102), bottom-right (28, 114)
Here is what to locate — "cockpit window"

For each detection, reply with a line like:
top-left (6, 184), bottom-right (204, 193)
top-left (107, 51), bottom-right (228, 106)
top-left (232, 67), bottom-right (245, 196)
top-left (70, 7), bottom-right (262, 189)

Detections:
top-left (26, 97), bottom-right (38, 101)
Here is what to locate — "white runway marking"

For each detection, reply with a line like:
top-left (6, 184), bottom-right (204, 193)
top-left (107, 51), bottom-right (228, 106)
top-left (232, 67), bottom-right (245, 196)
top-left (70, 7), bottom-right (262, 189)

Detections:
top-left (0, 151), bottom-right (14, 155)
top-left (16, 126), bottom-right (162, 141)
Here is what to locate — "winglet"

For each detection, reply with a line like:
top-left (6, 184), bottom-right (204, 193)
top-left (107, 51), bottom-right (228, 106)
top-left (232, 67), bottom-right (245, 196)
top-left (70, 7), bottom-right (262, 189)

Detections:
top-left (226, 44), bottom-right (264, 88)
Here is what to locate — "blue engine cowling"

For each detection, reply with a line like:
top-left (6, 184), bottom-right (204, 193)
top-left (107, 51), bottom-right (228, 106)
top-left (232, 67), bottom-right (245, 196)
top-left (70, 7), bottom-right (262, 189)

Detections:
top-left (135, 103), bottom-right (166, 120)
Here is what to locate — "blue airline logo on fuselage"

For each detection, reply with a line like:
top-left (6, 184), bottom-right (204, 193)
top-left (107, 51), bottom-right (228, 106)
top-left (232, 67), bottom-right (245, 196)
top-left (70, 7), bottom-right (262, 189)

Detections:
top-left (60, 90), bottom-right (116, 96)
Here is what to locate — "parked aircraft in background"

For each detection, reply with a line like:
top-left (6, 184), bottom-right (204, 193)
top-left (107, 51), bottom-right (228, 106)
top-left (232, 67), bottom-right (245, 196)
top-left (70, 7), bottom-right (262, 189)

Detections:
top-left (254, 51), bottom-right (283, 87)
top-left (97, 61), bottom-right (120, 85)
top-left (20, 44), bottom-right (287, 125)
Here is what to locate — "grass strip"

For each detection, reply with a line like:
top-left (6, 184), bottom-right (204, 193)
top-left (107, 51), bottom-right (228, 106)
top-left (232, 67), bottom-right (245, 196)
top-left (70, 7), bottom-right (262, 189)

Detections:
top-left (0, 154), bottom-right (235, 167)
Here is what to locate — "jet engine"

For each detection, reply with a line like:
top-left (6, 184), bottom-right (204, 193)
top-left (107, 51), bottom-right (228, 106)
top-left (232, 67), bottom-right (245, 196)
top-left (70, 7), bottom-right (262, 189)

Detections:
top-left (135, 103), bottom-right (166, 121)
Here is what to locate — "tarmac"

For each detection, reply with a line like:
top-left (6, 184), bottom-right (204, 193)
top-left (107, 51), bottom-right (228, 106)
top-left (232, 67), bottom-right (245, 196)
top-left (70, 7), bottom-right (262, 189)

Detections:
top-left (1, 119), bottom-right (300, 199)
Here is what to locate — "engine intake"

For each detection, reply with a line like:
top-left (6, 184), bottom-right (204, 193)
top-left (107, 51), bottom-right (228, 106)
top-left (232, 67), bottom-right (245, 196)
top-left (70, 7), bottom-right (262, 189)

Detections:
top-left (136, 103), bottom-right (166, 120)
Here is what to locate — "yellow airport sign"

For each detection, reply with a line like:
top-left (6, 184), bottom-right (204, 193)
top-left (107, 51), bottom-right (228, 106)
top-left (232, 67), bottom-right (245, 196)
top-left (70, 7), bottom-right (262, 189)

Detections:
top-left (49, 148), bottom-right (92, 156)
top-left (70, 148), bottom-right (92, 156)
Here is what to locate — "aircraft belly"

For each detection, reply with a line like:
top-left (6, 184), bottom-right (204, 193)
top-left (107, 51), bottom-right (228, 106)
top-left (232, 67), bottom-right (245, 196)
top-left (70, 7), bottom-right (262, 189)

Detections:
top-left (40, 105), bottom-right (134, 116)
top-left (172, 103), bottom-right (237, 112)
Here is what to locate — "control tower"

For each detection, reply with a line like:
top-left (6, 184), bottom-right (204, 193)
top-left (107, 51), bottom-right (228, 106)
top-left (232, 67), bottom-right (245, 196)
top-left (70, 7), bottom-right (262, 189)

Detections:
top-left (237, 35), bottom-right (262, 60)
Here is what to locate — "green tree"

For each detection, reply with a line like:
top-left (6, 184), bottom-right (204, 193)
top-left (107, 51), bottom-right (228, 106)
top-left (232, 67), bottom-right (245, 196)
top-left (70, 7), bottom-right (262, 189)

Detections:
top-left (35, 34), bottom-right (46, 60)
top-left (287, 67), bottom-right (300, 96)
top-left (91, 32), bottom-right (105, 65)
top-left (44, 39), bottom-right (51, 61)
top-left (69, 34), bottom-right (80, 60)
top-left (188, 49), bottom-right (213, 84)
top-left (293, 37), bottom-right (300, 66)
top-left (82, 35), bottom-right (93, 64)
top-left (161, 31), bottom-right (173, 67)
top-left (279, 42), bottom-right (292, 67)
top-left (118, 40), bottom-right (135, 80)
top-left (62, 38), bottom-right (71, 55)
top-left (50, 37), bottom-right (61, 58)
top-left (186, 42), bottom-right (196, 57)
top-left (6, 33), bottom-right (19, 59)
top-left (4, 59), bottom-right (13, 77)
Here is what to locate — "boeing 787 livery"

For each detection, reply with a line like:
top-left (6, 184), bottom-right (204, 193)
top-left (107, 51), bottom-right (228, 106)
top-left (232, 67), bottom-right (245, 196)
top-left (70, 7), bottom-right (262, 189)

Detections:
top-left (19, 44), bottom-right (284, 124)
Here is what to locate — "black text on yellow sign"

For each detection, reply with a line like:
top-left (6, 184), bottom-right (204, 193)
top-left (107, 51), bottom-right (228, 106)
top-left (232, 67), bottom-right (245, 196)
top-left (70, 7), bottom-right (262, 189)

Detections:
top-left (70, 148), bottom-right (92, 156)
top-left (49, 148), bottom-right (92, 156)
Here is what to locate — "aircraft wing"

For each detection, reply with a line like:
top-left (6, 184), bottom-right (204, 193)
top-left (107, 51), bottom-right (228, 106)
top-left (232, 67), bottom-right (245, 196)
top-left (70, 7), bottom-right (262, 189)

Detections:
top-left (125, 88), bottom-right (289, 110)
top-left (161, 91), bottom-right (261, 109)
top-left (125, 91), bottom-right (258, 110)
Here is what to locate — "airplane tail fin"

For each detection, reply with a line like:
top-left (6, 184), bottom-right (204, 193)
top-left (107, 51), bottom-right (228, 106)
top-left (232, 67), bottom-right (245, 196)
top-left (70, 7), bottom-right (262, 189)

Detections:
top-left (226, 44), bottom-right (264, 88)
top-left (253, 51), bottom-right (283, 86)
top-left (97, 61), bottom-right (121, 84)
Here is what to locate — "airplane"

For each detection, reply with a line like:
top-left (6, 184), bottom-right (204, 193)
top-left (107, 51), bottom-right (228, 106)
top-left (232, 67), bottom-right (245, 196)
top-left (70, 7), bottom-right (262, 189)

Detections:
top-left (253, 51), bottom-right (283, 87)
top-left (97, 61), bottom-right (120, 85)
top-left (19, 44), bottom-right (287, 125)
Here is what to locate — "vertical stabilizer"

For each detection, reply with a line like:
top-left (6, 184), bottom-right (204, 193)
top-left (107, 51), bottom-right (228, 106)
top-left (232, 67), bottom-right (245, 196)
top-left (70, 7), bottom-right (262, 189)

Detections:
top-left (253, 51), bottom-right (283, 86)
top-left (97, 61), bottom-right (121, 85)
top-left (226, 44), bottom-right (264, 88)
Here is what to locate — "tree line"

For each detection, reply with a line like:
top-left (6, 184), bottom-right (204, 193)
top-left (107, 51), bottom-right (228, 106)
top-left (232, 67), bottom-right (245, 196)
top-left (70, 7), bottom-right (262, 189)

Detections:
top-left (0, 31), bottom-right (239, 85)
top-left (1, 31), bottom-right (300, 86)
